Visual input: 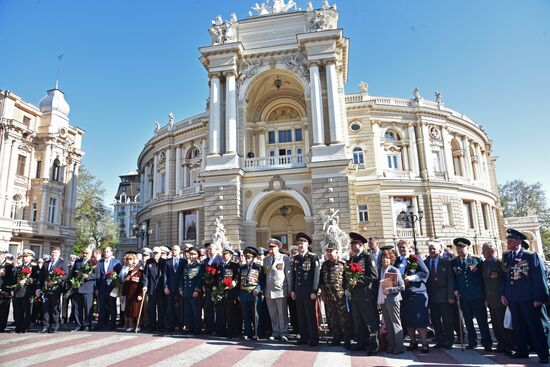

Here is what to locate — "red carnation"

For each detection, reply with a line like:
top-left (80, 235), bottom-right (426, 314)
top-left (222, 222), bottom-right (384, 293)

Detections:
top-left (22, 267), bottom-right (32, 275)
top-left (53, 268), bottom-right (65, 276)
top-left (223, 277), bottom-right (233, 288)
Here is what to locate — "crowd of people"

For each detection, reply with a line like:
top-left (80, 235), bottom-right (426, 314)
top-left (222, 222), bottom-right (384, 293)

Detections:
top-left (0, 228), bottom-right (549, 363)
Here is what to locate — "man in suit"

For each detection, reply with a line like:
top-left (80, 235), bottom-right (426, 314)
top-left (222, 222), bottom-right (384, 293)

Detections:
top-left (425, 240), bottom-right (455, 349)
top-left (71, 247), bottom-right (100, 331)
top-left (37, 246), bottom-right (69, 333)
top-left (290, 232), bottom-right (320, 347)
top-left (13, 249), bottom-right (39, 333)
top-left (62, 254), bottom-right (77, 325)
top-left (202, 242), bottom-right (222, 334)
top-left (215, 246), bottom-right (240, 338)
top-left (165, 245), bottom-right (186, 332)
top-left (96, 246), bottom-right (121, 330)
top-left (394, 240), bottom-right (408, 276)
top-left (501, 229), bottom-right (549, 363)
top-left (481, 242), bottom-right (513, 353)
top-left (263, 238), bottom-right (292, 341)
top-left (368, 237), bottom-right (382, 273)
top-left (451, 238), bottom-right (492, 351)
top-left (0, 251), bottom-right (15, 332)
top-left (142, 246), bottom-right (167, 331)
top-left (348, 232), bottom-right (379, 355)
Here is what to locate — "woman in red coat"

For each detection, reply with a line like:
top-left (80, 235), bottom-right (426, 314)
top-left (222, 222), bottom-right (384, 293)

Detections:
top-left (122, 253), bottom-right (143, 331)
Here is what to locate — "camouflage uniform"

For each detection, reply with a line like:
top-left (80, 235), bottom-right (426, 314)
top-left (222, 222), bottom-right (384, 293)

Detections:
top-left (319, 258), bottom-right (346, 343)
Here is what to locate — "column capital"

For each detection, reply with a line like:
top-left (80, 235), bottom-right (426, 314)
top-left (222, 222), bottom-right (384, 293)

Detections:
top-left (222, 70), bottom-right (237, 78)
top-left (209, 72), bottom-right (222, 79)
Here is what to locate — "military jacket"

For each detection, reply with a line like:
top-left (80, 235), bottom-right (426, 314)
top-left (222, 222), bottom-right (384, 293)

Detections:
top-left (319, 259), bottom-right (346, 301)
top-left (238, 262), bottom-right (262, 301)
top-left (451, 255), bottom-right (485, 301)
top-left (290, 252), bottom-right (320, 300)
top-left (216, 261), bottom-right (240, 298)
top-left (348, 251), bottom-right (378, 301)
top-left (0, 261), bottom-right (15, 291)
top-left (13, 263), bottom-right (39, 298)
top-left (180, 261), bottom-right (203, 298)
top-left (481, 258), bottom-right (504, 306)
top-left (501, 249), bottom-right (548, 303)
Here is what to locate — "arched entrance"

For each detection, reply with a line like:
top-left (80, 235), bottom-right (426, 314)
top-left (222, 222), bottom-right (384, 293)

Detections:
top-left (245, 190), bottom-right (312, 249)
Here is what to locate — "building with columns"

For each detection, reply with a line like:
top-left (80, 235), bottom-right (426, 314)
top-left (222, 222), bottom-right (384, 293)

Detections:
top-left (0, 88), bottom-right (84, 257)
top-left (112, 171), bottom-right (140, 256)
top-left (136, 1), bottom-right (512, 255)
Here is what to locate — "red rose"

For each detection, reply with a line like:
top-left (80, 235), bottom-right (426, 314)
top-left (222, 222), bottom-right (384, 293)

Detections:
top-left (206, 266), bottom-right (217, 276)
top-left (106, 271), bottom-right (113, 277)
top-left (409, 254), bottom-right (419, 262)
top-left (53, 268), bottom-right (65, 275)
top-left (90, 258), bottom-right (98, 266)
top-left (355, 264), bottom-right (364, 273)
top-left (223, 277), bottom-right (233, 288)
top-left (22, 267), bottom-right (32, 275)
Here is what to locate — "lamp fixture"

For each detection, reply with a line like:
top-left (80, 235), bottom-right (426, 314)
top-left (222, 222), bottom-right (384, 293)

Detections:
top-left (274, 75), bottom-right (283, 90)
top-left (280, 204), bottom-right (290, 217)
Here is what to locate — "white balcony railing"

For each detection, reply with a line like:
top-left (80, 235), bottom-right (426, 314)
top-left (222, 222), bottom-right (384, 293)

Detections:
top-left (383, 170), bottom-right (413, 179)
top-left (396, 228), bottom-right (414, 238)
top-left (13, 220), bottom-right (33, 233)
top-left (241, 154), bottom-right (307, 171)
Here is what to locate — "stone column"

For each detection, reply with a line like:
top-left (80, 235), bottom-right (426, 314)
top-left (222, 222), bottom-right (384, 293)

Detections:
top-left (201, 139), bottom-right (207, 170)
top-left (175, 146), bottom-right (182, 195)
top-left (165, 148), bottom-right (171, 195)
top-left (178, 211), bottom-right (184, 245)
top-left (372, 122), bottom-right (385, 176)
top-left (258, 126), bottom-right (266, 158)
top-left (209, 74), bottom-right (221, 155)
top-left (153, 153), bottom-right (158, 199)
top-left (309, 63), bottom-right (325, 146)
top-left (421, 123), bottom-right (434, 177)
top-left (326, 61), bottom-right (343, 144)
top-left (303, 121), bottom-right (310, 154)
top-left (2, 140), bottom-right (19, 217)
top-left (183, 165), bottom-right (189, 187)
top-left (407, 123), bottom-right (420, 177)
top-left (0, 136), bottom-right (12, 215)
top-left (225, 72), bottom-right (237, 154)
top-left (462, 137), bottom-right (472, 179)
top-left (442, 128), bottom-right (454, 180)
top-left (474, 144), bottom-right (483, 181)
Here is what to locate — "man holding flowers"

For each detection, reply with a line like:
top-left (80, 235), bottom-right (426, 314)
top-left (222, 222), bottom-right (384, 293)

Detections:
top-left (70, 246), bottom-right (100, 331)
top-left (37, 246), bottom-right (68, 333)
top-left (12, 249), bottom-right (38, 333)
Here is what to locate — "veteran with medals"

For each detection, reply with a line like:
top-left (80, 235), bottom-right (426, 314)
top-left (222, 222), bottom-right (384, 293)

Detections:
top-left (180, 247), bottom-right (203, 334)
top-left (215, 246), bottom-right (240, 338)
top-left (238, 246), bottom-right (262, 340)
top-left (501, 229), bottom-right (549, 363)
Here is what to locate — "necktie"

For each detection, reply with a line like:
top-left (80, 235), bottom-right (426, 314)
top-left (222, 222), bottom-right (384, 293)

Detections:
top-left (430, 259), bottom-right (436, 280)
top-left (174, 259), bottom-right (178, 271)
top-left (49, 261), bottom-right (54, 271)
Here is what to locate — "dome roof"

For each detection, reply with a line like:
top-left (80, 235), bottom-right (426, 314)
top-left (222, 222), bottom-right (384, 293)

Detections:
top-left (39, 88), bottom-right (70, 117)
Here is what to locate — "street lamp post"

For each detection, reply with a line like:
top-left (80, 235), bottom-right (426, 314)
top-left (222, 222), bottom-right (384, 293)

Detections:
top-left (400, 209), bottom-right (424, 254)
top-left (133, 223), bottom-right (152, 250)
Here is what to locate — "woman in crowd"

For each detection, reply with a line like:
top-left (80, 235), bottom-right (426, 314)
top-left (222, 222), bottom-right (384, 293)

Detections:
top-left (121, 253), bottom-right (143, 332)
top-left (377, 249), bottom-right (405, 355)
top-left (398, 241), bottom-right (430, 353)
top-left (118, 253), bottom-right (132, 328)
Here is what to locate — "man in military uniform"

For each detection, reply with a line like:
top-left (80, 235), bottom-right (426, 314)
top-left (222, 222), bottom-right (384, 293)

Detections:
top-left (0, 251), bottom-right (15, 332)
top-left (481, 242), bottom-right (513, 353)
top-left (215, 246), bottom-right (240, 338)
top-left (290, 232), bottom-right (320, 346)
top-left (319, 242), bottom-right (346, 346)
top-left (179, 247), bottom-right (203, 335)
top-left (451, 238), bottom-right (492, 350)
top-left (13, 249), bottom-right (39, 333)
top-left (348, 232), bottom-right (379, 355)
top-left (501, 229), bottom-right (549, 363)
top-left (37, 246), bottom-right (69, 333)
top-left (202, 241), bottom-right (222, 334)
top-left (238, 246), bottom-right (262, 340)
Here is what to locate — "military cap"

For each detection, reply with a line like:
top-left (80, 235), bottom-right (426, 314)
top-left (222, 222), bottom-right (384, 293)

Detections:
top-left (349, 232), bottom-right (368, 245)
top-left (22, 249), bottom-right (35, 257)
top-left (152, 246), bottom-right (162, 254)
top-left (182, 243), bottom-right (193, 249)
top-left (69, 254), bottom-right (79, 260)
top-left (160, 246), bottom-right (170, 254)
top-left (258, 247), bottom-right (268, 256)
top-left (141, 247), bottom-right (153, 255)
top-left (453, 237), bottom-right (471, 247)
top-left (42, 254), bottom-right (51, 261)
top-left (5, 254), bottom-right (14, 261)
top-left (234, 249), bottom-right (242, 256)
top-left (295, 232), bottom-right (312, 244)
top-left (243, 246), bottom-right (259, 256)
top-left (0, 249), bottom-right (8, 254)
top-left (203, 241), bottom-right (213, 248)
top-left (266, 238), bottom-right (282, 248)
top-left (222, 246), bottom-right (236, 255)
top-left (506, 228), bottom-right (528, 241)
top-left (325, 242), bottom-right (339, 251)
top-left (379, 244), bottom-right (395, 251)
top-left (521, 240), bottom-right (530, 249)
top-left (126, 251), bottom-right (138, 255)
top-left (187, 247), bottom-right (199, 255)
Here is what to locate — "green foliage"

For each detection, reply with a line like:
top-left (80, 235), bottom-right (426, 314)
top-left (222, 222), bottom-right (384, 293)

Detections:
top-left (74, 166), bottom-right (119, 254)
top-left (541, 229), bottom-right (550, 259)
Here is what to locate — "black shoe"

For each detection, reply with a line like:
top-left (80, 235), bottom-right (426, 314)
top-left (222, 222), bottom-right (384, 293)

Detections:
top-left (297, 339), bottom-right (308, 345)
top-left (367, 349), bottom-right (379, 356)
top-left (539, 356), bottom-right (549, 364)
top-left (484, 346), bottom-right (492, 352)
top-left (421, 346), bottom-right (429, 354)
top-left (510, 352), bottom-right (529, 359)
top-left (329, 340), bottom-right (341, 347)
top-left (343, 341), bottom-right (351, 350)
top-left (71, 327), bottom-right (80, 332)
top-left (406, 343), bottom-right (418, 351)
top-left (434, 344), bottom-right (445, 349)
top-left (466, 344), bottom-right (477, 350)
top-left (351, 344), bottom-right (366, 351)
top-left (309, 341), bottom-right (319, 347)
top-left (40, 327), bottom-right (49, 333)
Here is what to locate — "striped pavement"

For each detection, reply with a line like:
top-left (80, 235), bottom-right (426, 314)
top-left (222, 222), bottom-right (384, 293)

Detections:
top-left (0, 331), bottom-right (544, 367)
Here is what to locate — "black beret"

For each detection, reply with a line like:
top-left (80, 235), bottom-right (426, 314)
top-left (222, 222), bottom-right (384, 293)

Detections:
top-left (506, 229), bottom-right (527, 241)
top-left (243, 246), bottom-right (259, 256)
top-left (295, 232), bottom-right (312, 244)
top-left (453, 237), bottom-right (471, 247)
top-left (349, 232), bottom-right (368, 244)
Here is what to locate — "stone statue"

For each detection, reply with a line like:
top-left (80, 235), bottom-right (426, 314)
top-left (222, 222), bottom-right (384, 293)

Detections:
top-left (310, 9), bottom-right (328, 31)
top-left (359, 81), bottom-right (368, 94)
top-left (251, 1), bottom-right (271, 16)
top-left (306, 1), bottom-right (314, 11)
top-left (168, 112), bottom-right (174, 125)
top-left (323, 0), bottom-right (336, 10)
top-left (320, 210), bottom-right (350, 258)
top-left (212, 216), bottom-right (227, 252)
top-left (435, 91), bottom-right (442, 105)
top-left (230, 12), bottom-right (238, 23)
top-left (413, 87), bottom-right (421, 101)
top-left (154, 121), bottom-right (160, 132)
top-left (212, 15), bottom-right (223, 26)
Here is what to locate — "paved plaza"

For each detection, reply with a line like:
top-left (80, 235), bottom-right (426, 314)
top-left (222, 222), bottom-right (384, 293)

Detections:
top-left (0, 329), bottom-right (543, 367)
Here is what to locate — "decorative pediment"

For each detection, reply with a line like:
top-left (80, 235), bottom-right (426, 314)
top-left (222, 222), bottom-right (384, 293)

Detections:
top-left (264, 175), bottom-right (286, 192)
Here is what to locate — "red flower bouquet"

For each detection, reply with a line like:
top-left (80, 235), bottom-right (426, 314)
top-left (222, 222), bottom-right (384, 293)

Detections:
top-left (212, 276), bottom-right (233, 303)
top-left (66, 258), bottom-right (98, 298)
top-left (345, 262), bottom-right (363, 288)
top-left (9, 266), bottom-right (33, 292)
top-left (406, 254), bottom-right (419, 272)
top-left (203, 265), bottom-right (218, 290)
top-left (32, 267), bottom-right (66, 303)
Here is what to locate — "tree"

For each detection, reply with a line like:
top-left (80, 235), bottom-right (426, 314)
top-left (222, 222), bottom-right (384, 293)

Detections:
top-left (73, 166), bottom-right (119, 255)
top-left (499, 179), bottom-right (549, 256)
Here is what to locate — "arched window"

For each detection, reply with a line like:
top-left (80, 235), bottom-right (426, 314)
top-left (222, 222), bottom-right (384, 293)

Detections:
top-left (353, 147), bottom-right (364, 165)
top-left (10, 195), bottom-right (24, 220)
top-left (385, 130), bottom-right (398, 141)
top-left (451, 139), bottom-right (463, 176)
top-left (52, 159), bottom-right (61, 181)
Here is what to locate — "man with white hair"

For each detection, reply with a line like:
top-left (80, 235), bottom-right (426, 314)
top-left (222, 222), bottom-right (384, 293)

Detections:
top-left (142, 246), bottom-right (167, 332)
top-left (424, 240), bottom-right (454, 349)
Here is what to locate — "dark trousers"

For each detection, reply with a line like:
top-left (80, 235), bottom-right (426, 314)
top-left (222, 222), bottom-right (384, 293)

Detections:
top-left (296, 298), bottom-right (319, 344)
top-left (166, 291), bottom-right (183, 329)
top-left (98, 291), bottom-right (117, 328)
top-left (215, 296), bottom-right (238, 337)
top-left (509, 301), bottom-right (549, 358)
top-left (351, 298), bottom-right (379, 352)
top-left (13, 297), bottom-right (32, 332)
top-left (183, 297), bottom-right (200, 333)
top-left (74, 292), bottom-right (94, 328)
top-left (429, 302), bottom-right (454, 347)
top-left (43, 290), bottom-right (62, 329)
top-left (0, 298), bottom-right (10, 331)
top-left (288, 296), bottom-right (298, 333)
top-left (460, 298), bottom-right (492, 348)
top-left (147, 291), bottom-right (166, 329)
top-left (257, 296), bottom-right (272, 338)
top-left (203, 290), bottom-right (215, 333)
top-left (487, 300), bottom-right (513, 350)
top-left (241, 299), bottom-right (255, 337)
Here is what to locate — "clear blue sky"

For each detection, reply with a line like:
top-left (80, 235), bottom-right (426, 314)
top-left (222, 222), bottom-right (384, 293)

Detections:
top-left (1, 0), bottom-right (549, 204)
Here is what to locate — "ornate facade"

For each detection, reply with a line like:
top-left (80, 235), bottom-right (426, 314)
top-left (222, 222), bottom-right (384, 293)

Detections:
top-left (136, 1), bottom-right (508, 254)
top-left (112, 171), bottom-right (140, 256)
top-left (0, 88), bottom-right (84, 257)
